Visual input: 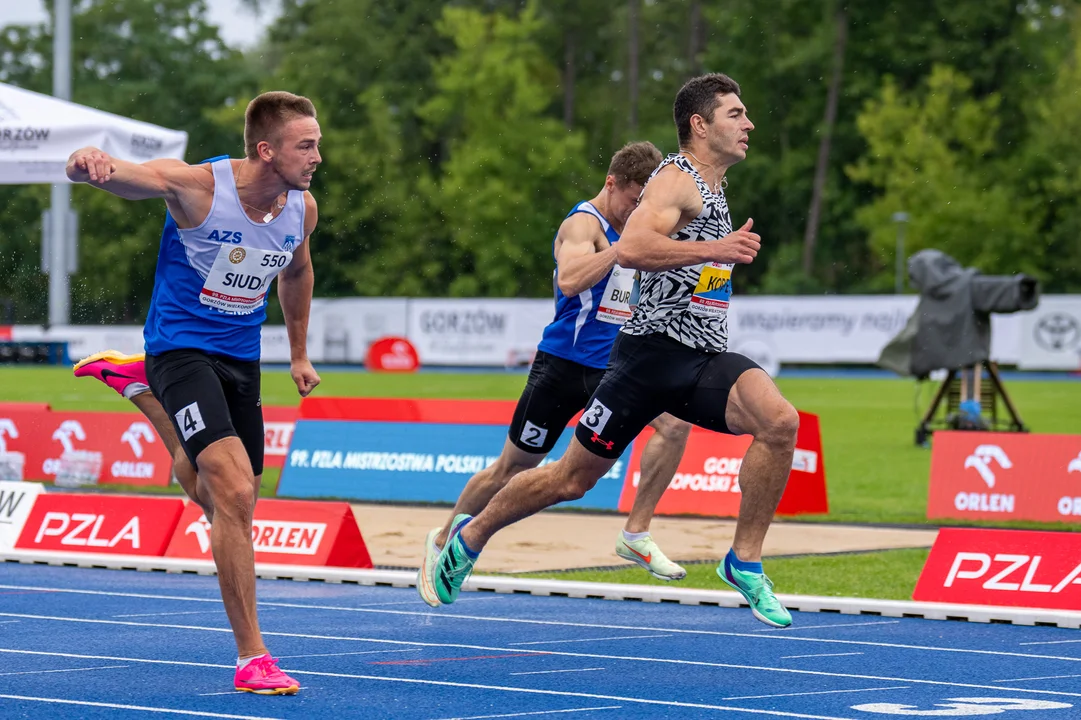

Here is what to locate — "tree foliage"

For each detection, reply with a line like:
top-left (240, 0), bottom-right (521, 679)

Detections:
top-left (1, 0), bottom-right (1080, 324)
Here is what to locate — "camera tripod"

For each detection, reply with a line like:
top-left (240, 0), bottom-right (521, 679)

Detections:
top-left (914, 361), bottom-right (1028, 446)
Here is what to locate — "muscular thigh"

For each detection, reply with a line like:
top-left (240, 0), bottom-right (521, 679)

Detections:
top-left (668, 351), bottom-right (762, 435)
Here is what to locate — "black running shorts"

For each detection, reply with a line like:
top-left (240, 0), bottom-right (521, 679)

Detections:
top-left (507, 350), bottom-right (607, 454)
top-left (145, 349), bottom-right (265, 475)
top-left (574, 332), bottom-right (761, 459)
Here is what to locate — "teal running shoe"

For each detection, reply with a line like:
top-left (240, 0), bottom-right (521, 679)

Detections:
top-left (434, 514), bottom-right (477, 605)
top-left (717, 553), bottom-right (792, 628)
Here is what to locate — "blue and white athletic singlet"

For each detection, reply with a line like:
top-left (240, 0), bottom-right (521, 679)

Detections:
top-left (144, 157), bottom-right (306, 361)
top-left (536, 201), bottom-right (636, 369)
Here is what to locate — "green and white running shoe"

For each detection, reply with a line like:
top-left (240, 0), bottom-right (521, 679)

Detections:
top-left (434, 514), bottom-right (478, 605)
top-left (416, 526), bottom-right (442, 607)
top-left (717, 552), bottom-right (792, 628)
top-left (615, 532), bottom-right (687, 581)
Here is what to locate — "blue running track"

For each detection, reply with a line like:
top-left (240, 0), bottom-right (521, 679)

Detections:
top-left (1, 562), bottom-right (1079, 719)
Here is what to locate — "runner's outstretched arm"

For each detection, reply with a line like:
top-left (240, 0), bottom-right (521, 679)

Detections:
top-left (64, 147), bottom-right (207, 203)
top-left (277, 192), bottom-right (320, 397)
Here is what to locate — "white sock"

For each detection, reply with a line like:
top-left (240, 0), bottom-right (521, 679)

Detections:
top-left (237, 653), bottom-right (266, 669)
top-left (121, 382), bottom-right (150, 400)
top-left (622, 530), bottom-right (650, 543)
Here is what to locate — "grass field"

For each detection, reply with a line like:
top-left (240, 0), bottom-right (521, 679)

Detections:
top-left (3, 364), bottom-right (1078, 600)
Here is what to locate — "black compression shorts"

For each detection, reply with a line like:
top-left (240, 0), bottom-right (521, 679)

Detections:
top-left (507, 350), bottom-right (607, 454)
top-left (574, 332), bottom-right (761, 459)
top-left (145, 349), bottom-right (265, 475)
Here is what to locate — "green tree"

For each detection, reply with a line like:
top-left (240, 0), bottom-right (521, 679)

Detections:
top-left (847, 66), bottom-right (1039, 287)
top-left (419, 4), bottom-right (589, 297)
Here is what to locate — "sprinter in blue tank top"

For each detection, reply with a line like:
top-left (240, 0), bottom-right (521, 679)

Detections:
top-left (64, 92), bottom-right (321, 695)
top-left (417, 142), bottom-right (694, 607)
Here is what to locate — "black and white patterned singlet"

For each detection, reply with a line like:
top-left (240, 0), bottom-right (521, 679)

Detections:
top-left (621, 153), bottom-right (734, 352)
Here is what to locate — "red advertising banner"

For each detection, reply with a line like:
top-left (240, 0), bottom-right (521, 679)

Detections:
top-left (913, 528), bottom-right (1081, 610)
top-left (165, 498), bottom-right (373, 568)
top-left (0, 409), bottom-right (174, 486)
top-left (617, 410), bottom-right (828, 518)
top-left (928, 431), bottom-right (1081, 523)
top-left (16, 493), bottom-right (184, 555)
top-left (262, 406), bottom-right (298, 470)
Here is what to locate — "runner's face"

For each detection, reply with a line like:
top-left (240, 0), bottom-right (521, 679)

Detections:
top-left (271, 117), bottom-right (322, 190)
top-left (608, 180), bottom-right (644, 228)
top-left (707, 93), bottom-right (753, 164)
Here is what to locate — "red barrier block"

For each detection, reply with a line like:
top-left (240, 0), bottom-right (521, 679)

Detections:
top-left (262, 405), bottom-right (299, 470)
top-left (914, 528), bottom-right (1081, 610)
top-left (928, 431), bottom-right (1081, 523)
top-left (165, 498), bottom-right (373, 568)
top-left (16, 494), bottom-right (184, 556)
top-left (299, 397), bottom-right (520, 424)
top-left (617, 410), bottom-right (828, 518)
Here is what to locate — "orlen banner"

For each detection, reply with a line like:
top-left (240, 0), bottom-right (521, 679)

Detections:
top-left (928, 431), bottom-right (1081, 523)
top-left (914, 528), bottom-right (1081, 610)
top-left (0, 409), bottom-right (173, 486)
top-left (165, 499), bottom-right (372, 568)
top-left (618, 411), bottom-right (827, 518)
top-left (16, 494), bottom-right (184, 555)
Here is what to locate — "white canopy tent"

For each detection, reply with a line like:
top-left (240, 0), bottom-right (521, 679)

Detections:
top-left (0, 80), bottom-right (188, 325)
top-left (0, 82), bottom-right (188, 185)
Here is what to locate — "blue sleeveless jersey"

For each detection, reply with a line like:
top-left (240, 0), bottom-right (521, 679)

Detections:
top-left (536, 201), bottom-right (632, 369)
top-left (144, 156), bottom-right (307, 361)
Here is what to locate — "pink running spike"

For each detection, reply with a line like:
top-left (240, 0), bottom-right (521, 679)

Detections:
top-left (234, 655), bottom-right (300, 695)
top-left (73, 350), bottom-right (148, 397)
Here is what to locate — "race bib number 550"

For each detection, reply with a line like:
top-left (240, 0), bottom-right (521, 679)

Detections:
top-left (200, 244), bottom-right (292, 315)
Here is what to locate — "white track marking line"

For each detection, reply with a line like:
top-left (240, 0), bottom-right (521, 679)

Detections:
top-left (723, 686), bottom-right (910, 702)
top-left (5, 628), bottom-right (1081, 702)
top-left (4, 604), bottom-right (1080, 668)
top-left (0, 665), bottom-right (127, 677)
top-left (429, 707), bottom-right (621, 719)
top-left (756, 620), bottom-right (901, 632)
top-left (114, 611), bottom-right (226, 618)
top-left (0, 694), bottom-right (280, 719)
top-left (508, 635), bottom-right (670, 646)
top-left (781, 652), bottom-right (864, 660)
top-left (509, 668), bottom-right (606, 676)
top-left (1020, 639), bottom-right (1081, 646)
top-left (277, 649), bottom-right (421, 659)
top-left (995, 674), bottom-right (1081, 683)
top-left (0, 649), bottom-right (875, 720)
top-left (0, 621), bottom-right (20, 624)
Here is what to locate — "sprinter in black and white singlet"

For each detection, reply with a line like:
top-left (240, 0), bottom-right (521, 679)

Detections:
top-left (433, 74), bottom-right (801, 629)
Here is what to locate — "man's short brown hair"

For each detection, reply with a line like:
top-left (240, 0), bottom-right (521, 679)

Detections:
top-left (608, 141), bottom-right (663, 188)
top-left (674, 73), bottom-right (741, 147)
top-left (244, 91), bottom-right (317, 159)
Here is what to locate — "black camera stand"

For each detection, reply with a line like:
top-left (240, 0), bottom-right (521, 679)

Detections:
top-left (915, 361), bottom-right (1028, 446)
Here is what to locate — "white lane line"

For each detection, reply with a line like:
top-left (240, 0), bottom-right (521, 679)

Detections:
top-left (429, 707), bottom-right (621, 719)
top-left (508, 635), bottom-right (670, 646)
top-left (0, 621), bottom-right (20, 624)
top-left (0, 665), bottom-right (127, 677)
top-left (0, 694), bottom-right (281, 719)
top-left (0, 649), bottom-right (871, 720)
top-left (2, 583), bottom-right (1059, 665)
top-left (1020, 639), bottom-right (1081, 646)
top-left (5, 638), bottom-right (1081, 703)
top-left (756, 620), bottom-right (901, 632)
top-left (277, 649), bottom-right (421, 659)
top-left (723, 686), bottom-right (910, 702)
top-left (995, 674), bottom-right (1081, 683)
top-left (509, 668), bottom-right (606, 676)
top-left (114, 611), bottom-right (226, 619)
top-left (781, 653), bottom-right (864, 660)
top-left (6, 608), bottom-right (1081, 669)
